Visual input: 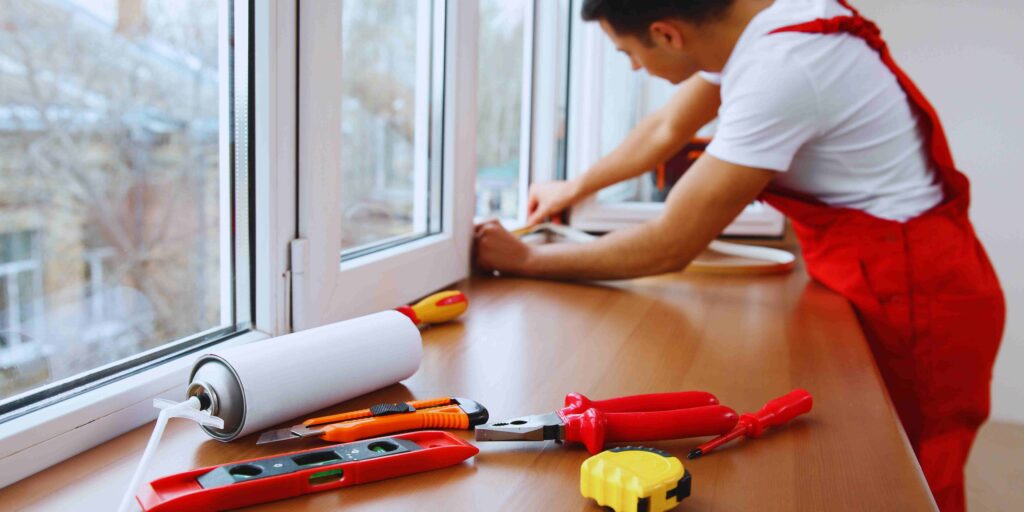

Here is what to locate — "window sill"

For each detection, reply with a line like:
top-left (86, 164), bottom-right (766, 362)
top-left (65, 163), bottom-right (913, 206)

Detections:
top-left (570, 200), bottom-right (787, 237)
top-left (0, 329), bottom-right (269, 488)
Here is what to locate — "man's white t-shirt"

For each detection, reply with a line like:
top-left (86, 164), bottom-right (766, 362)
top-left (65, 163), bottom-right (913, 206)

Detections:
top-left (700, 0), bottom-right (943, 222)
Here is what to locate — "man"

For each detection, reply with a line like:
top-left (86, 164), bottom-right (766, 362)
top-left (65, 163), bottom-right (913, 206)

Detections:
top-left (473, 1), bottom-right (1004, 510)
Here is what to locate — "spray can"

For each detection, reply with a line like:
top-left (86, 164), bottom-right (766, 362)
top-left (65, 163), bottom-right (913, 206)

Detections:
top-left (186, 311), bottom-right (423, 441)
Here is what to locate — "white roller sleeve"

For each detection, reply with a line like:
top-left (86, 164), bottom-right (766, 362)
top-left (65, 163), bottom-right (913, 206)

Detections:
top-left (208, 310), bottom-right (422, 439)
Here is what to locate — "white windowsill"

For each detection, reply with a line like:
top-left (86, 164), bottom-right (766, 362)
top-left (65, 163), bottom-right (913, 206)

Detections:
top-left (0, 329), bottom-right (270, 488)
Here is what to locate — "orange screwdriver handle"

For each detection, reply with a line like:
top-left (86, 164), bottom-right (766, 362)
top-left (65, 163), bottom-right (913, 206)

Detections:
top-left (396, 290), bottom-right (468, 326)
top-left (319, 405), bottom-right (470, 443)
top-left (303, 397), bottom-right (455, 427)
top-left (742, 388), bottom-right (813, 437)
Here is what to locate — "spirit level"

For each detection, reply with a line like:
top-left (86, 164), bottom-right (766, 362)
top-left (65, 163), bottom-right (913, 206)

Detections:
top-left (137, 431), bottom-right (477, 511)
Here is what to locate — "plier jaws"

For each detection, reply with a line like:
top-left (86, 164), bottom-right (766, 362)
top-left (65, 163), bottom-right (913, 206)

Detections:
top-left (474, 412), bottom-right (565, 442)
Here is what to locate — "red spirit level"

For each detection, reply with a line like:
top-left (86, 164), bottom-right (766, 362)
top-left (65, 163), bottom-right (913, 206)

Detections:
top-left (136, 430), bottom-right (477, 511)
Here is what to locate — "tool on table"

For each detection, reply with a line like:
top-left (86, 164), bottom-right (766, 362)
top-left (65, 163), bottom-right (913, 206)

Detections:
top-left (186, 311), bottom-right (422, 441)
top-left (581, 447), bottom-right (691, 512)
top-left (512, 223), bottom-right (592, 243)
top-left (396, 290), bottom-right (468, 327)
top-left (136, 431), bottom-right (477, 512)
top-left (688, 389), bottom-right (813, 459)
top-left (654, 137), bottom-right (711, 194)
top-left (257, 396), bottom-right (488, 445)
top-left (476, 391), bottom-right (738, 454)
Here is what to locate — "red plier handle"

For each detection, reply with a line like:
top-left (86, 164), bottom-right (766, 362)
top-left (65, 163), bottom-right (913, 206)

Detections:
top-left (558, 392), bottom-right (738, 454)
top-left (560, 391), bottom-right (720, 416)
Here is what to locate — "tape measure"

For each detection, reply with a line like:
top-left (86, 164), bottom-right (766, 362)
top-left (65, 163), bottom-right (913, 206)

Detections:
top-left (580, 447), bottom-right (691, 512)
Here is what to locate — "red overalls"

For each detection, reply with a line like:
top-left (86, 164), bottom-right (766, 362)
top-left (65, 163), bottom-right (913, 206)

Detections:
top-left (761, 2), bottom-right (1005, 510)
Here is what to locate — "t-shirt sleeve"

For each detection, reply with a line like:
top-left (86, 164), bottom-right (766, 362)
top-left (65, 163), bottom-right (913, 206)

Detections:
top-left (705, 56), bottom-right (819, 172)
top-left (698, 71), bottom-right (722, 85)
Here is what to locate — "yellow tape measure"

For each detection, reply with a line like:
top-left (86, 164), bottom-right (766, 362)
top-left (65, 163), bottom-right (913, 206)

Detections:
top-left (580, 447), bottom-right (691, 512)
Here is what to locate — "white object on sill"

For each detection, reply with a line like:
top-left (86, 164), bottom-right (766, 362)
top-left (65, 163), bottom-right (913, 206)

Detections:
top-left (117, 397), bottom-right (224, 512)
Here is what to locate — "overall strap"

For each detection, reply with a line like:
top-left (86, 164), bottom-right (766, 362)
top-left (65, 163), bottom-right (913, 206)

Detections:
top-left (768, 1), bottom-right (965, 202)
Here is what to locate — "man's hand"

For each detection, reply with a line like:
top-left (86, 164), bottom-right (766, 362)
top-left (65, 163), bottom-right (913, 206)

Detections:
top-left (508, 155), bottom-right (776, 281)
top-left (526, 180), bottom-right (582, 227)
top-left (473, 220), bottom-right (533, 276)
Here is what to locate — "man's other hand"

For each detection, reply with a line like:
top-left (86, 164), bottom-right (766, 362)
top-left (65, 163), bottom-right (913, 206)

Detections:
top-left (526, 180), bottom-right (582, 227)
top-left (473, 220), bottom-right (533, 276)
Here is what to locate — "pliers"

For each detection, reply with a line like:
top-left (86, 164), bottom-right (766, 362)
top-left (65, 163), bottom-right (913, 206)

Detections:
top-left (475, 391), bottom-right (738, 454)
top-left (257, 397), bottom-right (488, 445)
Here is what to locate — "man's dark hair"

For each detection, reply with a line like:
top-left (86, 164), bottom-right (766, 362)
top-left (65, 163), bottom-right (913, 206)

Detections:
top-left (581, 0), bottom-right (735, 41)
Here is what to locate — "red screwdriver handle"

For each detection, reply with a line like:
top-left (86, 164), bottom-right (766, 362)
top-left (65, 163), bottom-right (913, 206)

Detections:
top-left (744, 389), bottom-right (813, 437)
top-left (561, 391), bottom-right (719, 416)
top-left (563, 405), bottom-right (739, 454)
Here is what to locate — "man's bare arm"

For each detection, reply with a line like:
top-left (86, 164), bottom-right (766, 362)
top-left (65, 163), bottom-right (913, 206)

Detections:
top-left (520, 155), bottom-right (775, 280)
top-left (575, 74), bottom-right (721, 196)
top-left (526, 75), bottom-right (721, 225)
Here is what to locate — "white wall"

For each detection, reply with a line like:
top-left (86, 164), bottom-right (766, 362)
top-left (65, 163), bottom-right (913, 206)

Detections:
top-left (855, 0), bottom-right (1024, 423)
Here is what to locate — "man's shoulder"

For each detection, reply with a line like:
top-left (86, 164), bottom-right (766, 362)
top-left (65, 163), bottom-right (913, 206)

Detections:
top-left (724, 43), bottom-right (815, 93)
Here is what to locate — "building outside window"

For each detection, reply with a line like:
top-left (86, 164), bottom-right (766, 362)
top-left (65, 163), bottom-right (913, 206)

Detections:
top-left (0, 0), bottom-right (242, 406)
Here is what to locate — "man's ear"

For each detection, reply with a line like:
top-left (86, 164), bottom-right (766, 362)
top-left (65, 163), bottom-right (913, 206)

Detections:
top-left (649, 20), bottom-right (685, 49)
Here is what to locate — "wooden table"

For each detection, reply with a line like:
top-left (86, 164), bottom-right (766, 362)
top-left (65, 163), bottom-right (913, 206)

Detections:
top-left (0, 265), bottom-right (938, 511)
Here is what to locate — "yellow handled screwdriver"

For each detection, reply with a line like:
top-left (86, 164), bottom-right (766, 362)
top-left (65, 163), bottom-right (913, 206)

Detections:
top-left (396, 290), bottom-right (468, 327)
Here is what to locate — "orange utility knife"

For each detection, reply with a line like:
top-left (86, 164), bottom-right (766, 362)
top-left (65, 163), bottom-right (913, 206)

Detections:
top-left (256, 397), bottom-right (488, 445)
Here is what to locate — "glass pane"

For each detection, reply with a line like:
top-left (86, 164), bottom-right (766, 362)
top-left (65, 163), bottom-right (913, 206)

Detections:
top-left (552, 0), bottom-right (572, 181)
top-left (476, 0), bottom-right (528, 221)
top-left (340, 0), bottom-right (435, 252)
top-left (0, 0), bottom-right (229, 402)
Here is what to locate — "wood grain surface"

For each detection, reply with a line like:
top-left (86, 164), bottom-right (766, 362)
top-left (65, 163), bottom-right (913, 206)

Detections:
top-left (0, 265), bottom-right (938, 511)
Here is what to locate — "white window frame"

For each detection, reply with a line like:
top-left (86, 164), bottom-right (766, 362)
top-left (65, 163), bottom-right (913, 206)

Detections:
top-left (473, 0), bottom-right (536, 226)
top-left (564, 4), bottom-right (786, 237)
top-left (503, 0), bottom-right (537, 226)
top-left (0, 0), bottom-right (296, 488)
top-left (475, 0), bottom-right (571, 228)
top-left (530, 0), bottom-right (572, 186)
top-left (294, 0), bottom-right (478, 329)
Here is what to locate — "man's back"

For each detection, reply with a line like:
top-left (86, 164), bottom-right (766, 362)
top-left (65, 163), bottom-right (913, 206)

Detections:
top-left (702, 0), bottom-right (943, 221)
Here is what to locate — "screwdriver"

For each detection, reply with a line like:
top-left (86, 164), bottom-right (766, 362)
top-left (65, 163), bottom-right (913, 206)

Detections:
top-left (396, 290), bottom-right (468, 327)
top-left (687, 389), bottom-right (813, 459)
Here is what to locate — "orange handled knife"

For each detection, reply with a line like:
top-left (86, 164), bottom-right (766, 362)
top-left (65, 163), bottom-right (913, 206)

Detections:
top-left (256, 397), bottom-right (488, 445)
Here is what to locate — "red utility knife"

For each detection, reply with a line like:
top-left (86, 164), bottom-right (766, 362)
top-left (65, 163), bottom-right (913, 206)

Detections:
top-left (475, 391), bottom-right (739, 454)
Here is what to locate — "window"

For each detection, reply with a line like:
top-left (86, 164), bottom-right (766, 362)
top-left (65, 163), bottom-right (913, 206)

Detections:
top-left (530, 0), bottom-right (573, 185)
top-left (340, 0), bottom-right (440, 255)
top-left (0, 0), bottom-right (250, 418)
top-left (565, 1), bottom-right (786, 236)
top-left (0, 231), bottom-right (44, 390)
top-left (475, 0), bottom-right (572, 225)
top-left (475, 0), bottom-right (530, 222)
top-left (295, 0), bottom-right (474, 326)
